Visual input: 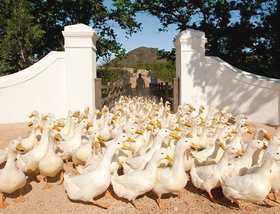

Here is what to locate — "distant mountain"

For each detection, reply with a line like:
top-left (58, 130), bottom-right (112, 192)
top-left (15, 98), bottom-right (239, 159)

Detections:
top-left (108, 46), bottom-right (168, 67)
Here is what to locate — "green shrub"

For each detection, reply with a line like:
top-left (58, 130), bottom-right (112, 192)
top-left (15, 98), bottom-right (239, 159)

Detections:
top-left (97, 66), bottom-right (128, 85)
top-left (134, 61), bottom-right (175, 82)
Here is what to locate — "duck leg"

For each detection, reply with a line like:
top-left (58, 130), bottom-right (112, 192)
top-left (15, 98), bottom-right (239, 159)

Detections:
top-left (245, 205), bottom-right (257, 211)
top-left (263, 199), bottom-right (277, 207)
top-left (176, 188), bottom-right (186, 196)
top-left (268, 191), bottom-right (280, 204)
top-left (14, 188), bottom-right (25, 203)
top-left (132, 199), bottom-right (145, 210)
top-left (235, 199), bottom-right (257, 211)
top-left (90, 200), bottom-right (109, 209)
top-left (65, 158), bottom-right (73, 167)
top-left (36, 174), bottom-right (43, 182)
top-left (74, 164), bottom-right (79, 175)
top-left (105, 190), bottom-right (112, 199)
top-left (43, 177), bottom-right (52, 189)
top-left (157, 194), bottom-right (169, 210)
top-left (59, 171), bottom-right (64, 184)
top-left (207, 191), bottom-right (219, 204)
top-left (0, 193), bottom-right (8, 208)
top-left (272, 192), bottom-right (280, 204)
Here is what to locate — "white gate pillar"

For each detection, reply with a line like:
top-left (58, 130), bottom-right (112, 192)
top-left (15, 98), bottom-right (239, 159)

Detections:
top-left (174, 29), bottom-right (207, 107)
top-left (62, 24), bottom-right (98, 112)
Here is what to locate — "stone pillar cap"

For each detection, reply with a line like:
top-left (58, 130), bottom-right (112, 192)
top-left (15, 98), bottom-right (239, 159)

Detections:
top-left (63, 23), bottom-right (99, 40)
top-left (64, 23), bottom-right (94, 32)
top-left (176, 28), bottom-right (205, 40)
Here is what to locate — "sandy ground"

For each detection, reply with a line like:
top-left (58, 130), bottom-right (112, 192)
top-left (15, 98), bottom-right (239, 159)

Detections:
top-left (1, 121), bottom-right (280, 214)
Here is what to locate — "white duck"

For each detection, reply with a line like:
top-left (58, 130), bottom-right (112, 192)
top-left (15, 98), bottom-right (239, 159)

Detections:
top-left (77, 134), bottom-right (134, 175)
top-left (112, 149), bottom-right (171, 210)
top-left (17, 121), bottom-right (59, 173)
top-left (192, 127), bottom-right (232, 165)
top-left (58, 119), bottom-right (92, 164)
top-left (98, 113), bottom-right (116, 141)
top-left (76, 136), bottom-right (103, 174)
top-left (227, 139), bottom-right (265, 177)
top-left (153, 138), bottom-right (192, 209)
top-left (123, 128), bottom-right (180, 173)
top-left (226, 126), bottom-right (250, 152)
top-left (19, 121), bottom-right (41, 152)
top-left (63, 140), bottom-right (130, 208)
top-left (221, 149), bottom-right (280, 211)
top-left (190, 145), bottom-right (244, 203)
top-left (72, 133), bottom-right (97, 168)
top-left (0, 140), bottom-right (26, 208)
top-left (38, 130), bottom-right (64, 189)
top-left (195, 121), bottom-right (215, 149)
top-left (60, 110), bottom-right (73, 138)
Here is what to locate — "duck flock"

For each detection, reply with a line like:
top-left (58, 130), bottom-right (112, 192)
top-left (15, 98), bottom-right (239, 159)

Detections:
top-left (0, 95), bottom-right (280, 211)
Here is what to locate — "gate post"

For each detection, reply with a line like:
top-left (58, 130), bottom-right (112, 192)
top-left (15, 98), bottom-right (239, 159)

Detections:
top-left (172, 78), bottom-right (179, 112)
top-left (95, 78), bottom-right (102, 110)
top-left (174, 29), bottom-right (207, 107)
top-left (63, 24), bottom-right (98, 112)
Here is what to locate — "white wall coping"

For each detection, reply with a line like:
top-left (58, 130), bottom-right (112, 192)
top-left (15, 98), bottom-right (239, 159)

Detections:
top-left (175, 28), bottom-right (206, 40)
top-left (0, 51), bottom-right (65, 88)
top-left (205, 56), bottom-right (280, 91)
top-left (64, 23), bottom-right (94, 32)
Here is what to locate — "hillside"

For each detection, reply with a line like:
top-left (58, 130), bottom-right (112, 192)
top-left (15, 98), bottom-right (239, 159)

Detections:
top-left (108, 46), bottom-right (168, 67)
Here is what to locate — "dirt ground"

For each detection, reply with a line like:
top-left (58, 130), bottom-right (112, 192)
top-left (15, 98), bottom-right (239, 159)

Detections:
top-left (1, 121), bottom-right (280, 214)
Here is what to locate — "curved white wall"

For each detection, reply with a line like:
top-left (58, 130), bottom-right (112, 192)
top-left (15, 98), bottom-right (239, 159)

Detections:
top-left (204, 57), bottom-right (280, 125)
top-left (0, 52), bottom-right (66, 123)
top-left (175, 29), bottom-right (280, 125)
top-left (0, 24), bottom-right (98, 124)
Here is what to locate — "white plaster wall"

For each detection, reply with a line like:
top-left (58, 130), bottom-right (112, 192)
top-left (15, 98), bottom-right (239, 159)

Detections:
top-left (204, 57), bottom-right (280, 125)
top-left (175, 29), bottom-right (280, 125)
top-left (0, 52), bottom-right (66, 123)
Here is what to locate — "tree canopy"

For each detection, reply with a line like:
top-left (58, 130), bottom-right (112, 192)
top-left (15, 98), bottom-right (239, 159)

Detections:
top-left (0, 0), bottom-right (279, 79)
top-left (0, 0), bottom-right (141, 75)
top-left (134, 0), bottom-right (280, 79)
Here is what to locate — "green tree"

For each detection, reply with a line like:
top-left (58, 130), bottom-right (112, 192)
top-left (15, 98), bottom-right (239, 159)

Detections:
top-left (134, 0), bottom-right (280, 79)
top-left (0, 0), bottom-right (141, 75)
top-left (0, 0), bottom-right (44, 74)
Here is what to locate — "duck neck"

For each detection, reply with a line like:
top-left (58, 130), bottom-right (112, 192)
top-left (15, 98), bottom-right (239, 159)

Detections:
top-left (100, 146), bottom-right (117, 169)
top-left (216, 151), bottom-right (231, 169)
top-left (171, 144), bottom-right (186, 174)
top-left (73, 124), bottom-right (84, 138)
top-left (151, 134), bottom-right (166, 152)
top-left (191, 124), bottom-right (198, 137)
top-left (208, 143), bottom-right (221, 159)
top-left (39, 127), bottom-right (51, 145)
top-left (145, 155), bottom-right (160, 173)
top-left (212, 127), bottom-right (222, 140)
top-left (5, 149), bottom-right (17, 168)
top-left (46, 141), bottom-right (56, 156)
top-left (244, 145), bottom-right (258, 159)
top-left (200, 126), bottom-right (209, 138)
top-left (258, 155), bottom-right (275, 175)
top-left (232, 132), bottom-right (242, 141)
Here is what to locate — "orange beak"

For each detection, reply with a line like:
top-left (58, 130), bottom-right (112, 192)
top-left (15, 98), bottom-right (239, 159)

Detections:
top-left (264, 133), bottom-right (271, 140)
top-left (165, 155), bottom-right (174, 162)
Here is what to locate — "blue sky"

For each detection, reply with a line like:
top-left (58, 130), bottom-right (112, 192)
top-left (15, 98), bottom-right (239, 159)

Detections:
top-left (97, 0), bottom-right (180, 65)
